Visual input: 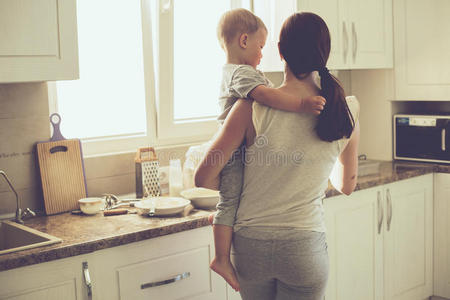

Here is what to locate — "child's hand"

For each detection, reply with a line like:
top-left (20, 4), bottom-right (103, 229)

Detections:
top-left (299, 95), bottom-right (326, 115)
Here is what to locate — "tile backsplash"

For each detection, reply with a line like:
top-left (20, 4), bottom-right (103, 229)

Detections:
top-left (0, 83), bottom-right (50, 216)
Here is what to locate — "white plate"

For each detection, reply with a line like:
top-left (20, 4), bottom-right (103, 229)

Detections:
top-left (134, 197), bottom-right (191, 216)
top-left (180, 188), bottom-right (219, 209)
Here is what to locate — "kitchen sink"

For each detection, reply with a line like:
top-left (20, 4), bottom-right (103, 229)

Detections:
top-left (0, 220), bottom-right (61, 255)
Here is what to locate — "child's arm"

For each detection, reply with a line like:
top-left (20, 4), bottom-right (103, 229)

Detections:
top-left (249, 85), bottom-right (326, 115)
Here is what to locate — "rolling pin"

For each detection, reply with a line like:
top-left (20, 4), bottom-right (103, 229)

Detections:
top-left (103, 209), bottom-right (128, 216)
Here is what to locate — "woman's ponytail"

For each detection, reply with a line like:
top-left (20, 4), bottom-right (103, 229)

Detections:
top-left (279, 13), bottom-right (355, 142)
top-left (317, 68), bottom-right (354, 142)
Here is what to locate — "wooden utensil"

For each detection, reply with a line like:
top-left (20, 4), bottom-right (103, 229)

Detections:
top-left (36, 113), bottom-right (87, 215)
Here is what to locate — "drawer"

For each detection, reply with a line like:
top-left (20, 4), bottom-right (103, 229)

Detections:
top-left (117, 245), bottom-right (211, 300)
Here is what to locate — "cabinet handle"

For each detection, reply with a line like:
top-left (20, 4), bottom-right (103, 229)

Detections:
top-left (442, 128), bottom-right (446, 151)
top-left (343, 21), bottom-right (349, 64)
top-left (386, 189), bottom-right (393, 231)
top-left (141, 272), bottom-right (190, 289)
top-left (351, 22), bottom-right (357, 62)
top-left (377, 191), bottom-right (384, 234)
top-left (82, 262), bottom-right (92, 297)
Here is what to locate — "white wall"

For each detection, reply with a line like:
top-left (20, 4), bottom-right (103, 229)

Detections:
top-left (350, 69), bottom-right (395, 161)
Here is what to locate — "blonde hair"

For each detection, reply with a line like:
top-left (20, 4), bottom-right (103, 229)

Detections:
top-left (217, 8), bottom-right (267, 50)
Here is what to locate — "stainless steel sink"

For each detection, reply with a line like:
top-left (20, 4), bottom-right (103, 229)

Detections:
top-left (0, 220), bottom-right (61, 255)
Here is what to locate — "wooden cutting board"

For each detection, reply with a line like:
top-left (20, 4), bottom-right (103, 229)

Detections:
top-left (37, 113), bottom-right (87, 215)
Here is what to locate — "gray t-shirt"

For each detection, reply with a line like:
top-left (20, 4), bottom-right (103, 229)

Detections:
top-left (217, 64), bottom-right (271, 122)
top-left (234, 96), bottom-right (360, 233)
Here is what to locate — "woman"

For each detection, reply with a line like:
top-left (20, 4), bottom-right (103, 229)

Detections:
top-left (195, 12), bottom-right (360, 300)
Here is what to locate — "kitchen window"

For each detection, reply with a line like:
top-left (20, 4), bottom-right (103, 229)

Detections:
top-left (49, 0), bottom-right (236, 156)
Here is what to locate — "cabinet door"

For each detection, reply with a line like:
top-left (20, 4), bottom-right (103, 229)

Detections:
top-left (297, 0), bottom-right (348, 70)
top-left (227, 285), bottom-right (242, 300)
top-left (346, 0), bottom-right (393, 69)
top-left (253, 0), bottom-right (297, 72)
top-left (323, 187), bottom-right (383, 300)
top-left (434, 173), bottom-right (450, 298)
top-left (0, 255), bottom-right (89, 300)
top-left (393, 0), bottom-right (450, 100)
top-left (0, 0), bottom-right (79, 82)
top-left (383, 175), bottom-right (433, 300)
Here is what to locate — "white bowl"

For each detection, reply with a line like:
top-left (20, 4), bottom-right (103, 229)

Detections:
top-left (180, 188), bottom-right (219, 209)
top-left (134, 197), bottom-right (191, 216)
top-left (78, 197), bottom-right (104, 215)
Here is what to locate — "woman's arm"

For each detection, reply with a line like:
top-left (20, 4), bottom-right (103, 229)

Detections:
top-left (329, 120), bottom-right (360, 195)
top-left (194, 99), bottom-right (253, 190)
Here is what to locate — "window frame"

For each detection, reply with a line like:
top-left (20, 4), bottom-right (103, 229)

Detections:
top-left (50, 0), bottom-right (251, 156)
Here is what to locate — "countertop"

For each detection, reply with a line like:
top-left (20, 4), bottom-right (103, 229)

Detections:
top-left (1, 160), bottom-right (449, 272)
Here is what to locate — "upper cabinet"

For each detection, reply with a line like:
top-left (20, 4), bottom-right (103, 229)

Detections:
top-left (298, 0), bottom-right (393, 70)
top-left (0, 0), bottom-right (79, 83)
top-left (252, 0), bottom-right (393, 72)
top-left (393, 0), bottom-right (450, 101)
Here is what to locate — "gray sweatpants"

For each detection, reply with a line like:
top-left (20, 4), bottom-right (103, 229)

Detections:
top-left (213, 145), bottom-right (245, 226)
top-left (232, 228), bottom-right (329, 300)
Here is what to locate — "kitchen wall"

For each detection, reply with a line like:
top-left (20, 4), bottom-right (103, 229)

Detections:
top-left (0, 83), bottom-right (50, 216)
top-left (0, 82), bottom-right (189, 216)
top-left (350, 69), bottom-right (395, 161)
top-left (0, 70), bottom-right (358, 217)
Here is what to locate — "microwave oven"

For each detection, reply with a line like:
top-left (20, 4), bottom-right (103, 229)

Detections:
top-left (394, 114), bottom-right (450, 164)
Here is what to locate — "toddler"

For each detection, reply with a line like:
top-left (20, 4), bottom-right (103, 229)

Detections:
top-left (211, 8), bottom-right (326, 291)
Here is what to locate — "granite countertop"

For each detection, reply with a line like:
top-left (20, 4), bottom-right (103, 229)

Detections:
top-left (0, 160), bottom-right (449, 272)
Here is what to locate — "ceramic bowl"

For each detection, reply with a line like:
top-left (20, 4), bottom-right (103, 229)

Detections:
top-left (180, 188), bottom-right (219, 209)
top-left (78, 197), bottom-right (104, 215)
top-left (134, 197), bottom-right (191, 216)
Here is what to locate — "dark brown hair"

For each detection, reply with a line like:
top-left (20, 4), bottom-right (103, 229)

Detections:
top-left (278, 12), bottom-right (354, 142)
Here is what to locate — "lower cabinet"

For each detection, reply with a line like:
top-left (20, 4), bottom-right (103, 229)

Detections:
top-left (324, 174), bottom-right (433, 300)
top-left (227, 285), bottom-right (242, 300)
top-left (91, 226), bottom-right (226, 300)
top-left (434, 173), bottom-right (450, 298)
top-left (0, 254), bottom-right (91, 300)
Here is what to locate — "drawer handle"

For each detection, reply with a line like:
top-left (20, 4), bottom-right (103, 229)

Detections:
top-left (141, 272), bottom-right (190, 289)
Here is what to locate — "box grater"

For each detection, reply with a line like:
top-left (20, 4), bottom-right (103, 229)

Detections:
top-left (135, 147), bottom-right (161, 198)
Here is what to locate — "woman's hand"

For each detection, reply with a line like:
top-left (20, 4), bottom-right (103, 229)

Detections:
top-left (195, 100), bottom-right (253, 190)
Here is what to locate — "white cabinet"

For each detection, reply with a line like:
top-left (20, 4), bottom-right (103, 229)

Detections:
top-left (0, 0), bottom-right (79, 82)
top-left (91, 226), bottom-right (226, 300)
top-left (383, 175), bottom-right (433, 300)
top-left (324, 187), bottom-right (383, 300)
top-left (252, 0), bottom-right (297, 72)
top-left (227, 285), bottom-right (242, 300)
top-left (298, 0), bottom-right (393, 70)
top-left (0, 254), bottom-right (91, 300)
top-left (393, 0), bottom-right (450, 100)
top-left (434, 173), bottom-right (450, 298)
top-left (324, 174), bottom-right (433, 300)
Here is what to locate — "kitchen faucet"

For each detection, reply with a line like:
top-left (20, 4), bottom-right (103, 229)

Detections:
top-left (0, 170), bottom-right (35, 224)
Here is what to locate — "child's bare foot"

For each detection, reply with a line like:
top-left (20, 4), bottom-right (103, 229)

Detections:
top-left (208, 214), bottom-right (214, 225)
top-left (210, 257), bottom-right (240, 291)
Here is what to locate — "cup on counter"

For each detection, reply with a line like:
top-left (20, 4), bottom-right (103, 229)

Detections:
top-left (169, 159), bottom-right (183, 197)
top-left (78, 197), bottom-right (104, 215)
